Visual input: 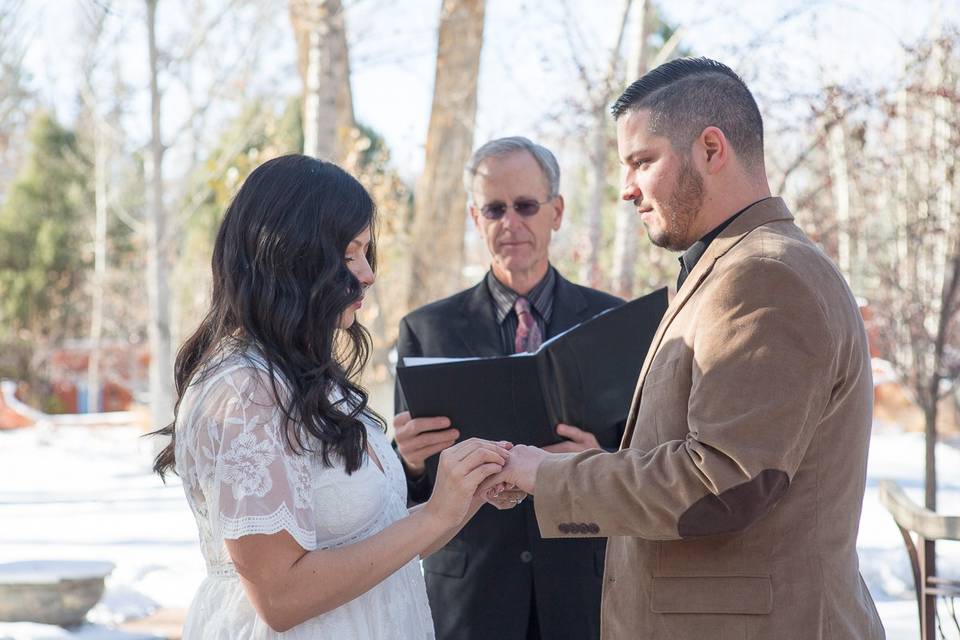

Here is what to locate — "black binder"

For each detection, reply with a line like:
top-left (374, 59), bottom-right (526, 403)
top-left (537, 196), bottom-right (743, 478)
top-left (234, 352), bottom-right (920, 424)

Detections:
top-left (396, 287), bottom-right (668, 449)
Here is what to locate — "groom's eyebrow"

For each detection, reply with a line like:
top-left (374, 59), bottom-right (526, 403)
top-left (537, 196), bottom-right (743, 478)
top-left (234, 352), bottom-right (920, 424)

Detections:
top-left (623, 149), bottom-right (653, 165)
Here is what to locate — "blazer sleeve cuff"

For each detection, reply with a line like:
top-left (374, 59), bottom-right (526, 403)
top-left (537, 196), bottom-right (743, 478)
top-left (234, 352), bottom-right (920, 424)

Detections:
top-left (534, 452), bottom-right (604, 538)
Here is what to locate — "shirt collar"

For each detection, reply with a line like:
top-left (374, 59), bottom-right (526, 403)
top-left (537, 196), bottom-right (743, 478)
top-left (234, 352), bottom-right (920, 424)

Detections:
top-left (486, 266), bottom-right (557, 324)
top-left (677, 198), bottom-right (769, 289)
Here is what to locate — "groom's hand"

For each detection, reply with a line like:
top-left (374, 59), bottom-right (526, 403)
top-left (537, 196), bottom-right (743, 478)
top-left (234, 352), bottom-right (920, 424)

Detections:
top-left (479, 444), bottom-right (547, 495)
top-left (543, 423), bottom-right (600, 453)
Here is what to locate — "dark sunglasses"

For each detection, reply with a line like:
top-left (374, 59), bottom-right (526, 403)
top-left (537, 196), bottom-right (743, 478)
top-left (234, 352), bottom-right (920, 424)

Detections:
top-left (479, 197), bottom-right (554, 220)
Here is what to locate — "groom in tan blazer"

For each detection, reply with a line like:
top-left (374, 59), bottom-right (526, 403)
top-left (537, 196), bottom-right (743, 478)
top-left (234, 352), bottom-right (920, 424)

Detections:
top-left (484, 58), bottom-right (885, 639)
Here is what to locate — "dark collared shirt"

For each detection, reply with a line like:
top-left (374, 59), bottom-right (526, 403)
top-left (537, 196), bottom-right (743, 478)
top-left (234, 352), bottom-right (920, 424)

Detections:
top-left (485, 266), bottom-right (556, 354)
top-left (676, 198), bottom-right (770, 290)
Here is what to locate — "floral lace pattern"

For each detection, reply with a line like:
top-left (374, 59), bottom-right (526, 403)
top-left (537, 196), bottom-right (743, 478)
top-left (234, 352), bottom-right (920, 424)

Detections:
top-left (221, 430), bottom-right (277, 500)
top-left (174, 350), bottom-right (434, 639)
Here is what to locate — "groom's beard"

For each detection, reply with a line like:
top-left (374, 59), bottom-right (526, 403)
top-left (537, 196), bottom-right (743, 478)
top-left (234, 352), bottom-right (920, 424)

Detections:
top-left (646, 159), bottom-right (705, 252)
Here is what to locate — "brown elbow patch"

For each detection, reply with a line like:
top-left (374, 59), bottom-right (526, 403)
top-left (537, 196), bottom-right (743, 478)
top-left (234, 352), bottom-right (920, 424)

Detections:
top-left (677, 469), bottom-right (789, 538)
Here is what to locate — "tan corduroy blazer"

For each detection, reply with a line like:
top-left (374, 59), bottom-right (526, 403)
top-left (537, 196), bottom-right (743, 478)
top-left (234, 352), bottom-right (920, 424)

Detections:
top-left (534, 198), bottom-right (885, 639)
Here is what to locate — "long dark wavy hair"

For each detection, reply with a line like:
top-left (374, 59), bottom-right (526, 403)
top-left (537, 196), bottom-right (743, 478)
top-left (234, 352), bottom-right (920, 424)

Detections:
top-left (152, 154), bottom-right (385, 479)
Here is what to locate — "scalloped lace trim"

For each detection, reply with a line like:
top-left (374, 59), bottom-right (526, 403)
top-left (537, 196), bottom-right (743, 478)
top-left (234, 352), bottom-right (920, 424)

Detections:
top-left (219, 503), bottom-right (316, 551)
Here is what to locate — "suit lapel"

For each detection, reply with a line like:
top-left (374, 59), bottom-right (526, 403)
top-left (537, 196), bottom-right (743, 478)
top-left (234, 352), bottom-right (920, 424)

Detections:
top-left (454, 270), bottom-right (590, 357)
top-left (548, 272), bottom-right (591, 335)
top-left (619, 197), bottom-right (795, 447)
top-left (455, 281), bottom-right (504, 357)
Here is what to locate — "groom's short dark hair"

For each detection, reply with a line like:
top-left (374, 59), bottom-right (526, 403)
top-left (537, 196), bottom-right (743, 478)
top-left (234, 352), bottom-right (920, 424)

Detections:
top-left (611, 57), bottom-right (764, 169)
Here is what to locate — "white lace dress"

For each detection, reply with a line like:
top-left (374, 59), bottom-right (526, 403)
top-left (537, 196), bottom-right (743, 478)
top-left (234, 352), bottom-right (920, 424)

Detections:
top-left (174, 350), bottom-right (435, 639)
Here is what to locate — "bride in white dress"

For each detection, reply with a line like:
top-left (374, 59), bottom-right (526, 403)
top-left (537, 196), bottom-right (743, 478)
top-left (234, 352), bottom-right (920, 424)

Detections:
top-left (151, 155), bottom-right (521, 639)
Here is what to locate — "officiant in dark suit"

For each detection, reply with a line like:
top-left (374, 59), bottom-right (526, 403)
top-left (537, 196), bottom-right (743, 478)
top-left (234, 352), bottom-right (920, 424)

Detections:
top-left (393, 137), bottom-right (624, 640)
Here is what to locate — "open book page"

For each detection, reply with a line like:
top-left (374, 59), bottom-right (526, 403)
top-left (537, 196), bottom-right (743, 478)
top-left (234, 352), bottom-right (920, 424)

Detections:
top-left (538, 305), bottom-right (619, 349)
top-left (403, 306), bottom-right (624, 368)
top-left (403, 355), bottom-right (484, 367)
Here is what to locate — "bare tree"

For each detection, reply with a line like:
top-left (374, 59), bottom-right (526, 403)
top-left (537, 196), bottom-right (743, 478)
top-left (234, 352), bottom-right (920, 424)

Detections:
top-left (783, 30), bottom-right (960, 519)
top-left (796, 29), bottom-right (960, 522)
top-left (822, 87), bottom-right (855, 281)
top-left (0, 0), bottom-right (30, 195)
top-left (858, 33), bottom-right (960, 608)
top-left (574, 0), bottom-right (632, 290)
top-left (145, 0), bottom-right (175, 435)
top-left (407, 0), bottom-right (485, 310)
top-left (881, 31), bottom-right (960, 515)
top-left (136, 0), bottom-right (279, 436)
top-left (609, 0), bottom-right (651, 298)
top-left (561, 0), bottom-right (684, 296)
top-left (77, 3), bottom-right (111, 414)
top-left (290, 0), bottom-right (355, 162)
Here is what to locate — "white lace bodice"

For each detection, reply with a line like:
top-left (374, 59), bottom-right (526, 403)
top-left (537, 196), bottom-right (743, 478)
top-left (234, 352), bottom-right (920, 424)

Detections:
top-left (174, 349), bottom-right (434, 639)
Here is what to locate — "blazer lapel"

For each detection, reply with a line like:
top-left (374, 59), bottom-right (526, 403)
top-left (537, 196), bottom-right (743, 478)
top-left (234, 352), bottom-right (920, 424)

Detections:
top-left (455, 280), bottom-right (504, 357)
top-left (619, 197), bottom-right (795, 447)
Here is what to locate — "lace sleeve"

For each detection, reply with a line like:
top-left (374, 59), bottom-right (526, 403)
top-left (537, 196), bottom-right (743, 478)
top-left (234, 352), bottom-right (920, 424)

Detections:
top-left (191, 365), bottom-right (317, 552)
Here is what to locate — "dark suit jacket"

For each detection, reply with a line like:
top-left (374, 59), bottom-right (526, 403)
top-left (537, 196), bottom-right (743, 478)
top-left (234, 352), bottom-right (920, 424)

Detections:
top-left (395, 271), bottom-right (623, 640)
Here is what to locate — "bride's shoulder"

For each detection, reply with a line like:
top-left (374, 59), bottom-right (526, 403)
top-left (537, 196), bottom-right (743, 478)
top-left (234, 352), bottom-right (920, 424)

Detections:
top-left (180, 344), bottom-right (291, 421)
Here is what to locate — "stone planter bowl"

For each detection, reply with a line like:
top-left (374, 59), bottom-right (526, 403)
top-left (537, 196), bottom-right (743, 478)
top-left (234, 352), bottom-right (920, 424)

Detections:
top-left (0, 560), bottom-right (115, 626)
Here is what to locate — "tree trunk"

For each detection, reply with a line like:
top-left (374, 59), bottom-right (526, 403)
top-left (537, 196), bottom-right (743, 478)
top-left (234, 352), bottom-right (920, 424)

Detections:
top-left (826, 113), bottom-right (852, 278)
top-left (86, 116), bottom-right (108, 414)
top-left (407, 0), bottom-right (485, 310)
top-left (145, 0), bottom-right (175, 439)
top-left (580, 112), bottom-right (607, 290)
top-left (580, 0), bottom-right (633, 292)
top-left (610, 0), bottom-right (651, 299)
top-left (921, 34), bottom-right (957, 512)
top-left (923, 392), bottom-right (940, 512)
top-left (290, 0), bottom-right (355, 163)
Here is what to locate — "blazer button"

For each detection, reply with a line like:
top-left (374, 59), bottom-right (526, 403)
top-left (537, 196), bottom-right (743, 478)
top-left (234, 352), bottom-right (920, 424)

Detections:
top-left (588, 523), bottom-right (600, 534)
top-left (578, 523), bottom-right (589, 534)
top-left (520, 550), bottom-right (533, 563)
top-left (558, 523), bottom-right (570, 534)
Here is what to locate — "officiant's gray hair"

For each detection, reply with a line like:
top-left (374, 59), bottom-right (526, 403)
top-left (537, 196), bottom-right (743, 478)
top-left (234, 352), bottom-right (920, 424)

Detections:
top-left (464, 136), bottom-right (561, 203)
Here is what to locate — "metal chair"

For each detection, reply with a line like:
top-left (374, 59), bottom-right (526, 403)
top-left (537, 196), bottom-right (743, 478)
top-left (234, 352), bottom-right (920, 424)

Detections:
top-left (878, 480), bottom-right (960, 639)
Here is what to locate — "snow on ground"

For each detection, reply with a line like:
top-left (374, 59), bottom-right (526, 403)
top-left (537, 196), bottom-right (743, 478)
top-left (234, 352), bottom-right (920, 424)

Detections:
top-left (858, 425), bottom-right (960, 639)
top-left (0, 422), bottom-right (958, 639)
top-left (0, 425), bottom-right (202, 639)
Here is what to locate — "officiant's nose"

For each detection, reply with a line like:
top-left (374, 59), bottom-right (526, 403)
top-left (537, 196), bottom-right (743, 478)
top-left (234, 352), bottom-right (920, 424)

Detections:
top-left (500, 206), bottom-right (526, 229)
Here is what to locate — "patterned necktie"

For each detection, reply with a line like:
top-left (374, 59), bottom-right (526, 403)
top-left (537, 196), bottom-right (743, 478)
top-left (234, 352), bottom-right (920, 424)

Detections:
top-left (514, 296), bottom-right (543, 353)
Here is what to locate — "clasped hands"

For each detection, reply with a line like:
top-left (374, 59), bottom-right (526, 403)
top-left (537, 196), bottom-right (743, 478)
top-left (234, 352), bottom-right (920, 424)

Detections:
top-left (395, 412), bottom-right (588, 515)
top-left (428, 437), bottom-right (545, 518)
top-left (394, 413), bottom-right (600, 474)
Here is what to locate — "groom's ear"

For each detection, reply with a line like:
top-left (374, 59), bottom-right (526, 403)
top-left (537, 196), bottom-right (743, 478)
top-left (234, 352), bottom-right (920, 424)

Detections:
top-left (697, 126), bottom-right (729, 176)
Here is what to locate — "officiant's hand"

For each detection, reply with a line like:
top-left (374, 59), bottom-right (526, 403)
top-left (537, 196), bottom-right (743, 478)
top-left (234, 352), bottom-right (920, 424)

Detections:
top-left (479, 444), bottom-right (547, 495)
top-left (394, 412), bottom-right (460, 477)
top-left (543, 423), bottom-right (600, 453)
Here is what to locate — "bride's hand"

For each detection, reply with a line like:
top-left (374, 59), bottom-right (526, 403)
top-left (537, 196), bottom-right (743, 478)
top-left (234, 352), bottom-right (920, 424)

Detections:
top-left (425, 438), bottom-right (511, 528)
